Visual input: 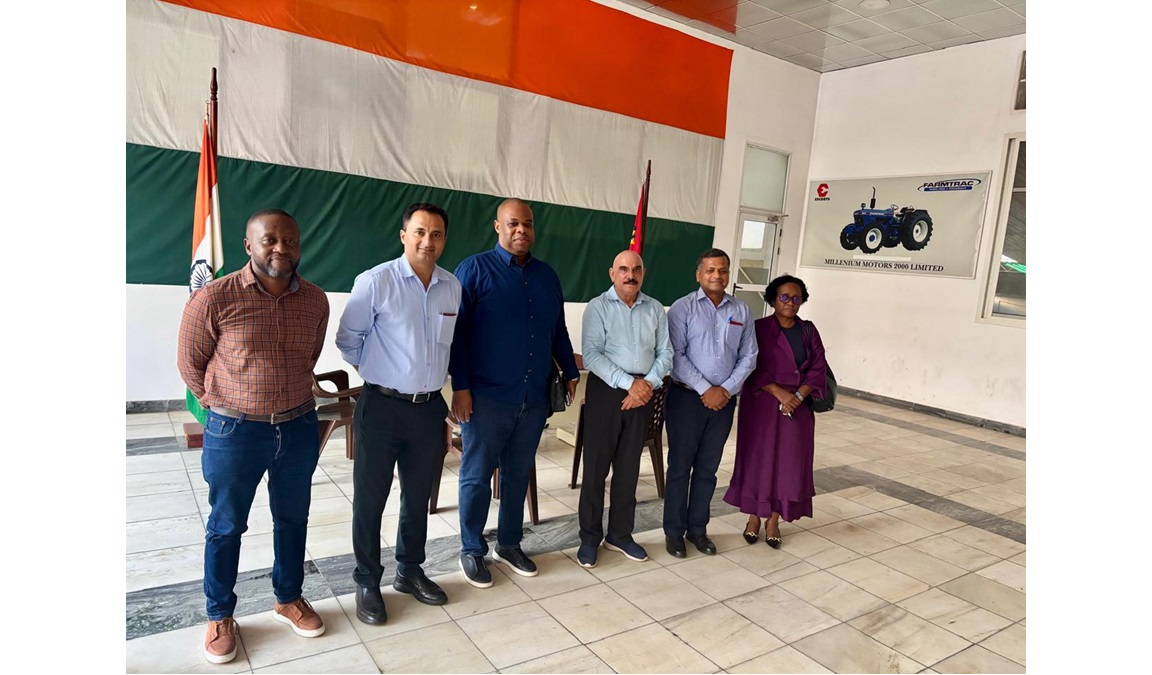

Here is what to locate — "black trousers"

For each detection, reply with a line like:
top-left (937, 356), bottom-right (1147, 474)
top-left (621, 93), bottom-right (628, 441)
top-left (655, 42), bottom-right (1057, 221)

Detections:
top-left (351, 386), bottom-right (448, 587)
top-left (578, 373), bottom-right (655, 547)
top-left (662, 385), bottom-right (736, 537)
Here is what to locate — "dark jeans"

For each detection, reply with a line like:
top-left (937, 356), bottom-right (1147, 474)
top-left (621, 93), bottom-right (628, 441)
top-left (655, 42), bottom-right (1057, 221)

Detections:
top-left (201, 408), bottom-right (320, 620)
top-left (351, 386), bottom-right (448, 587)
top-left (458, 394), bottom-right (550, 555)
top-left (578, 373), bottom-right (655, 547)
top-left (662, 386), bottom-right (736, 537)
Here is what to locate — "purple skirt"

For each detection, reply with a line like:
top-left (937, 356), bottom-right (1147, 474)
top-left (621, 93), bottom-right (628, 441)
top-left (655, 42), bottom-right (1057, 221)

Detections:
top-left (722, 388), bottom-right (816, 522)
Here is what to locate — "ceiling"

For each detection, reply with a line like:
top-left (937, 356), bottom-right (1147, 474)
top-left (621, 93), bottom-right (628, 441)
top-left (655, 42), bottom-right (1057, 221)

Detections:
top-left (615, 0), bottom-right (1025, 72)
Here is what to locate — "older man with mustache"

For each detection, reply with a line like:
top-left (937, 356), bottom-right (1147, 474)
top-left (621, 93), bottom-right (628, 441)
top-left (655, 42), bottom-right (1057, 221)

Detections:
top-left (576, 249), bottom-right (672, 568)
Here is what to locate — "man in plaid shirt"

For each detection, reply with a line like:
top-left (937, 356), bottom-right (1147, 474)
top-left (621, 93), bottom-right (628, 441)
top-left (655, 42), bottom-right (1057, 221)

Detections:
top-left (178, 208), bottom-right (330, 664)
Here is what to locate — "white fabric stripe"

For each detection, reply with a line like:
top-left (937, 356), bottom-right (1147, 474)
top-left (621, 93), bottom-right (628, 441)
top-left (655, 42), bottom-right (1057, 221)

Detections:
top-left (126, 0), bottom-right (721, 225)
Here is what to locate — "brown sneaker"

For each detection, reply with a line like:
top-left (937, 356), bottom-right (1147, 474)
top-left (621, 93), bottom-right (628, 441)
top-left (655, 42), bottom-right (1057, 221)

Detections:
top-left (273, 597), bottom-right (325, 637)
top-left (203, 617), bottom-right (238, 664)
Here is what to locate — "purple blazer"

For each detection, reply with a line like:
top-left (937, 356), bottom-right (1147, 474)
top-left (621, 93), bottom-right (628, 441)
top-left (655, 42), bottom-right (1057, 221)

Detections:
top-left (742, 316), bottom-right (828, 399)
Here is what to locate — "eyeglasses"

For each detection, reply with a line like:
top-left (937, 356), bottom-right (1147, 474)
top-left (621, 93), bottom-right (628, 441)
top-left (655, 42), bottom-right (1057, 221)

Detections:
top-left (777, 294), bottom-right (804, 305)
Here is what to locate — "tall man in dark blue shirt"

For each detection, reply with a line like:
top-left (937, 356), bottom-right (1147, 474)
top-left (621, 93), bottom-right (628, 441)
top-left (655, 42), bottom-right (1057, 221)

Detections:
top-left (449, 198), bottom-right (580, 588)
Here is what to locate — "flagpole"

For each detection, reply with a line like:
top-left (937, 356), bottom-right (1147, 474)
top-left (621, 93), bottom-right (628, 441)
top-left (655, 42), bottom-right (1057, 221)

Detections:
top-left (209, 67), bottom-right (218, 154)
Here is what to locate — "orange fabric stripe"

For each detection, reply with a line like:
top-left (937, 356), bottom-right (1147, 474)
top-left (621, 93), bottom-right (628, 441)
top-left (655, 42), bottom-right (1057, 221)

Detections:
top-left (161, 0), bottom-right (731, 138)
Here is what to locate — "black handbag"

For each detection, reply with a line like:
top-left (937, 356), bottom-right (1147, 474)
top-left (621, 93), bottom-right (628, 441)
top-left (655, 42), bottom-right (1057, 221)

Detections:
top-left (548, 360), bottom-right (568, 415)
top-left (802, 321), bottom-right (836, 413)
top-left (810, 365), bottom-right (836, 413)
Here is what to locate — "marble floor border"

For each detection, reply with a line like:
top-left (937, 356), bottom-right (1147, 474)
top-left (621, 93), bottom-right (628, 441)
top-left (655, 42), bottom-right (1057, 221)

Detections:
top-left (814, 465), bottom-right (1025, 544)
top-left (833, 403), bottom-right (1025, 462)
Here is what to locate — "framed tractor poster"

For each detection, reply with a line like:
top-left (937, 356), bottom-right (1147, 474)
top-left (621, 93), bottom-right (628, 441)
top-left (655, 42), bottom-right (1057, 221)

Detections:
top-left (798, 172), bottom-right (991, 278)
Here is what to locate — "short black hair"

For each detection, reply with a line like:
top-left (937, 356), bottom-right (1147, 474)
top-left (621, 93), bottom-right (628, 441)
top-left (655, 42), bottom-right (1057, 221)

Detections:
top-left (696, 248), bottom-right (730, 269)
top-left (402, 202), bottom-right (449, 234)
top-left (764, 274), bottom-right (810, 303)
top-left (247, 208), bottom-right (297, 227)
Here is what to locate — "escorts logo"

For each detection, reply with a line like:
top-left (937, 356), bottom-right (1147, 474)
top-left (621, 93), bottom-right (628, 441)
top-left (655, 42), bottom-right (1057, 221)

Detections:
top-left (918, 178), bottom-right (982, 192)
top-left (814, 183), bottom-right (830, 201)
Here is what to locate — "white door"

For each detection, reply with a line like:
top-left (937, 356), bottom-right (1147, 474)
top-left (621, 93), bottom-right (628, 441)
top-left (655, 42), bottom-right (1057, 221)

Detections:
top-left (732, 211), bottom-right (781, 318)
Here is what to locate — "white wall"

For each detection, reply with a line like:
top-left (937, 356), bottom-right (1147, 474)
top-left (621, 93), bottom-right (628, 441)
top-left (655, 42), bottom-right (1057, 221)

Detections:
top-left (711, 48), bottom-right (821, 276)
top-left (798, 36), bottom-right (1026, 427)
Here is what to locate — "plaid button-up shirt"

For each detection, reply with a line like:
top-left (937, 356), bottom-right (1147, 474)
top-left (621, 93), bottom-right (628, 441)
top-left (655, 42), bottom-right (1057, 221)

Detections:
top-left (177, 262), bottom-right (330, 415)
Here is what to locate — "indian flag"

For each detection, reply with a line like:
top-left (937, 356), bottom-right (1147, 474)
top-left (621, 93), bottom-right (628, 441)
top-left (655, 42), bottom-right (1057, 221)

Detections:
top-left (186, 114), bottom-right (223, 424)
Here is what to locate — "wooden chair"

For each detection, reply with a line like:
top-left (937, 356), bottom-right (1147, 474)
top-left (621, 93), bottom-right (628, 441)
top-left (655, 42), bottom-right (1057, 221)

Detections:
top-left (569, 374), bottom-right (671, 498)
top-left (313, 369), bottom-right (361, 460)
top-left (431, 419), bottom-right (540, 525)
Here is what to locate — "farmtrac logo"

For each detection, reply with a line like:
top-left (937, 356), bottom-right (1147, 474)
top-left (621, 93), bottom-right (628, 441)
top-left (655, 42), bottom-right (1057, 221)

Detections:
top-left (918, 178), bottom-right (982, 192)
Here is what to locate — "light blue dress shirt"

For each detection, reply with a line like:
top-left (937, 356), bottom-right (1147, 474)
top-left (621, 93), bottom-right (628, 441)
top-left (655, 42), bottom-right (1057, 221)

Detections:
top-left (336, 255), bottom-right (462, 394)
top-left (581, 287), bottom-right (672, 391)
top-left (667, 288), bottom-right (759, 397)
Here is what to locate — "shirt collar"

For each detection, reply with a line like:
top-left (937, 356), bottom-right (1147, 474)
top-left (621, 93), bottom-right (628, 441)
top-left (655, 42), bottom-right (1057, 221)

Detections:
top-left (398, 254), bottom-right (448, 285)
top-left (493, 243), bottom-right (532, 267)
top-left (606, 285), bottom-right (647, 306)
top-left (240, 261), bottom-right (299, 293)
top-left (694, 287), bottom-right (731, 308)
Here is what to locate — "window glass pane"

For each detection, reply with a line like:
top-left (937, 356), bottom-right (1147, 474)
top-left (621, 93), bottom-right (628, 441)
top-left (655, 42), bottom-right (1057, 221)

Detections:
top-left (1013, 141), bottom-right (1025, 188)
top-left (740, 146), bottom-right (788, 212)
top-left (992, 187), bottom-right (1025, 318)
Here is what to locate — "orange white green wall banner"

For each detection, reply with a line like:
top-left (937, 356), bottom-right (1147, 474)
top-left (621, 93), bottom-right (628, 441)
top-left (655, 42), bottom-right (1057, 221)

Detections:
top-left (128, 0), bottom-right (729, 228)
top-left (159, 0), bottom-right (732, 140)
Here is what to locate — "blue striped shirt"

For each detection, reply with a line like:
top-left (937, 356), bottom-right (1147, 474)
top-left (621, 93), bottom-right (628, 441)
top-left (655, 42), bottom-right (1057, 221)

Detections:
top-left (667, 288), bottom-right (758, 397)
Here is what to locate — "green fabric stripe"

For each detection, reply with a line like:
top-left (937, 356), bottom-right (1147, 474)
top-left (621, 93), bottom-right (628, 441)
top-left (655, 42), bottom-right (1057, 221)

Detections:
top-left (127, 143), bottom-right (715, 304)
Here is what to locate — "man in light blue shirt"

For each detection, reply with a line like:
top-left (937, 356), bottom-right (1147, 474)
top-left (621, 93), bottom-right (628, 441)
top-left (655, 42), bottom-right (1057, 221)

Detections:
top-left (662, 248), bottom-right (758, 559)
top-left (577, 249), bottom-right (672, 568)
top-left (335, 203), bottom-right (462, 625)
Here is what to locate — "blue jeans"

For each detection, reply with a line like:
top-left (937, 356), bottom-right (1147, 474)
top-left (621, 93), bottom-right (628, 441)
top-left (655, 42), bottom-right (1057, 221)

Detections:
top-left (200, 409), bottom-right (320, 620)
top-left (458, 395), bottom-right (549, 555)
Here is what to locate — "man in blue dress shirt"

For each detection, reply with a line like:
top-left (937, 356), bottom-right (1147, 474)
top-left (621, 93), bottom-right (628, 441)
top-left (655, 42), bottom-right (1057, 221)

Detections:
top-left (336, 203), bottom-right (462, 624)
top-left (662, 248), bottom-right (758, 558)
top-left (577, 249), bottom-right (672, 568)
top-left (449, 198), bottom-right (580, 588)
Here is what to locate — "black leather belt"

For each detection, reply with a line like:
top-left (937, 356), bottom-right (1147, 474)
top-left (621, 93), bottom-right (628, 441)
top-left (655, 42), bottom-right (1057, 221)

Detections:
top-left (210, 400), bottom-right (315, 424)
top-left (671, 380), bottom-right (695, 391)
top-left (372, 384), bottom-right (437, 404)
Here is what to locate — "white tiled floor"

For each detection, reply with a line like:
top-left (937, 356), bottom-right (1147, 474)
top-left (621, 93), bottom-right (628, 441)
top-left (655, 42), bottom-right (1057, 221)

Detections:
top-left (126, 396), bottom-right (1025, 673)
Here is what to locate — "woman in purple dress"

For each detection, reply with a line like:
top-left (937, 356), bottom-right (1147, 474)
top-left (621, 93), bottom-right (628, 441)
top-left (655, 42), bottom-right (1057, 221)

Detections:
top-left (723, 275), bottom-right (827, 549)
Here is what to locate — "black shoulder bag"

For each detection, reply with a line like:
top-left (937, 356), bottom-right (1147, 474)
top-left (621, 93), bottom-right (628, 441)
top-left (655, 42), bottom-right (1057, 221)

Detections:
top-left (548, 360), bottom-right (568, 415)
top-left (802, 321), bottom-right (836, 413)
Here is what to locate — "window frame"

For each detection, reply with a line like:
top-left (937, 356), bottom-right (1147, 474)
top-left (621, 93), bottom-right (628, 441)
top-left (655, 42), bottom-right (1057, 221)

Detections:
top-left (979, 134), bottom-right (1026, 325)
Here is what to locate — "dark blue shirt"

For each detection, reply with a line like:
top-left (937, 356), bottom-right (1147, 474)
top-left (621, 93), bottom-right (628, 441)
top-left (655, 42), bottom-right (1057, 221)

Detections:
top-left (449, 244), bottom-right (579, 405)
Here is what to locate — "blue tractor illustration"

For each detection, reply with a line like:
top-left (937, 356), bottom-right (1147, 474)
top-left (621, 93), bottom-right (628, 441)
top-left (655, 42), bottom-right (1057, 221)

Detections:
top-left (839, 187), bottom-right (933, 254)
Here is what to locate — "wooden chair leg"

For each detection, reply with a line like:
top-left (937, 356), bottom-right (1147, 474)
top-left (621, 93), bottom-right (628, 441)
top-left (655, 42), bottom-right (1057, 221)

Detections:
top-left (651, 438), bottom-right (666, 498)
top-left (570, 403), bottom-right (585, 489)
top-left (345, 424), bottom-right (356, 460)
top-left (527, 464), bottom-right (540, 525)
top-left (492, 467), bottom-right (501, 501)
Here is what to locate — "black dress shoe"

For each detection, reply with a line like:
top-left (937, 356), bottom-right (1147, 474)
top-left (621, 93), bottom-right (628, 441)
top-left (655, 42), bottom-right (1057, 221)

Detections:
top-left (665, 535), bottom-right (686, 558)
top-left (686, 532), bottom-right (717, 555)
top-left (355, 585), bottom-right (387, 625)
top-left (393, 568), bottom-right (448, 606)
